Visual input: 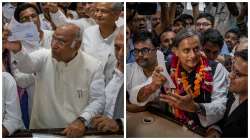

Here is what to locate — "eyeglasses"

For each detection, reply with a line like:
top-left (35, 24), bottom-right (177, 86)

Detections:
top-left (52, 36), bottom-right (67, 47)
top-left (95, 8), bottom-right (113, 14)
top-left (133, 48), bottom-right (156, 55)
top-left (203, 48), bottom-right (219, 55)
top-left (20, 14), bottom-right (38, 23)
top-left (230, 66), bottom-right (248, 79)
top-left (196, 22), bottom-right (212, 27)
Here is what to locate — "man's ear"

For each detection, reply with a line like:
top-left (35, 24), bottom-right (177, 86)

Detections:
top-left (74, 40), bottom-right (81, 50)
top-left (114, 11), bottom-right (121, 21)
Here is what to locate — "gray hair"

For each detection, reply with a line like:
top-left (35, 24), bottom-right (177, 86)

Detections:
top-left (173, 28), bottom-right (201, 48)
top-left (112, 2), bottom-right (123, 11)
top-left (75, 29), bottom-right (82, 41)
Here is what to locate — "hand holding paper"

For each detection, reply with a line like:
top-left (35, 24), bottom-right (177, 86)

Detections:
top-left (7, 16), bottom-right (39, 42)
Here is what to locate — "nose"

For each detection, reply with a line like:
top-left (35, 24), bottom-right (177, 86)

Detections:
top-left (95, 10), bottom-right (102, 18)
top-left (189, 50), bottom-right (196, 58)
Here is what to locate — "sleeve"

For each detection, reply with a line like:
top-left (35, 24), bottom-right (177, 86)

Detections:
top-left (128, 77), bottom-right (160, 106)
top-left (80, 62), bottom-right (106, 126)
top-left (198, 63), bottom-right (229, 127)
top-left (50, 10), bottom-right (86, 33)
top-left (49, 10), bottom-right (69, 27)
top-left (12, 69), bottom-right (35, 88)
top-left (2, 73), bottom-right (23, 135)
top-left (13, 49), bottom-right (47, 74)
top-left (10, 52), bottom-right (35, 88)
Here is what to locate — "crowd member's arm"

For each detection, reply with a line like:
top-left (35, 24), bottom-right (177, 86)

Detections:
top-left (128, 66), bottom-right (166, 106)
top-left (191, 2), bottom-right (199, 20)
top-left (3, 28), bottom-right (47, 74)
top-left (48, 3), bottom-right (88, 33)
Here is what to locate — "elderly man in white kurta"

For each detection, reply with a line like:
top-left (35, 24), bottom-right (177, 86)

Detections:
top-left (4, 24), bottom-right (105, 137)
top-left (81, 2), bottom-right (123, 85)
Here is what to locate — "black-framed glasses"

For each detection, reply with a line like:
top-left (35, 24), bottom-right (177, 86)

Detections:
top-left (20, 14), bottom-right (38, 23)
top-left (133, 48), bottom-right (156, 55)
top-left (203, 48), bottom-right (219, 55)
top-left (230, 65), bottom-right (248, 78)
top-left (196, 22), bottom-right (212, 27)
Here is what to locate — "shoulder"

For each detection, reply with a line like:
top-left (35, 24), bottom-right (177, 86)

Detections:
top-left (2, 72), bottom-right (17, 92)
top-left (84, 25), bottom-right (99, 33)
top-left (2, 72), bottom-right (15, 82)
top-left (80, 51), bottom-right (103, 69)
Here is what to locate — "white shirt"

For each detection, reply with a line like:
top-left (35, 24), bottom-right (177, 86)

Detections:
top-left (127, 50), bottom-right (168, 106)
top-left (39, 14), bottom-right (53, 31)
top-left (2, 72), bottom-right (23, 135)
top-left (104, 68), bottom-right (124, 118)
top-left (228, 93), bottom-right (240, 116)
top-left (81, 25), bottom-right (119, 85)
top-left (50, 10), bottom-right (96, 34)
top-left (116, 16), bottom-right (124, 27)
top-left (13, 49), bottom-right (105, 129)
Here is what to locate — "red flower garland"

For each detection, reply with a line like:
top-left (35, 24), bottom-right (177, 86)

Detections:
top-left (169, 54), bottom-right (213, 120)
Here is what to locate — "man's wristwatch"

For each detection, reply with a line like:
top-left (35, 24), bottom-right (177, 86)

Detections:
top-left (77, 117), bottom-right (87, 125)
top-left (115, 119), bottom-right (123, 131)
top-left (196, 103), bottom-right (206, 116)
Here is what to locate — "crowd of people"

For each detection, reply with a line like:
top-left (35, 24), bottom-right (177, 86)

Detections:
top-left (126, 2), bottom-right (248, 138)
top-left (2, 2), bottom-right (124, 137)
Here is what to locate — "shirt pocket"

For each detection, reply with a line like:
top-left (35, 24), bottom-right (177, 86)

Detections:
top-left (74, 88), bottom-right (89, 109)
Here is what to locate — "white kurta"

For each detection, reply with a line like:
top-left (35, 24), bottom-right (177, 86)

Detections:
top-left (127, 50), bottom-right (167, 106)
top-left (39, 14), bottom-right (53, 31)
top-left (50, 10), bottom-right (96, 34)
top-left (13, 49), bottom-right (105, 129)
top-left (103, 68), bottom-right (124, 118)
top-left (81, 25), bottom-right (119, 85)
top-left (2, 72), bottom-right (23, 135)
top-left (11, 29), bottom-right (54, 118)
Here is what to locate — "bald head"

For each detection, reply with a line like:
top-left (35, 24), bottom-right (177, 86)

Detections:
top-left (51, 24), bottom-right (82, 63)
top-left (55, 24), bottom-right (81, 41)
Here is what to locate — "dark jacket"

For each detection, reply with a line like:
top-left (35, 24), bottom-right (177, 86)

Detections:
top-left (219, 92), bottom-right (248, 138)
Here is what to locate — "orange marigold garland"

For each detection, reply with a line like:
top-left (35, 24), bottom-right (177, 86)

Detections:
top-left (169, 54), bottom-right (213, 122)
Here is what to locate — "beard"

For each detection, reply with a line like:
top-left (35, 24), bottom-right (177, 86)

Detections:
top-left (138, 58), bottom-right (152, 68)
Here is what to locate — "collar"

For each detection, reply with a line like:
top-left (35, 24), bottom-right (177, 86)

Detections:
top-left (52, 51), bottom-right (81, 69)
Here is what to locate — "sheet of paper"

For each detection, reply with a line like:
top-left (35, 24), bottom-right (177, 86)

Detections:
top-left (8, 16), bottom-right (39, 42)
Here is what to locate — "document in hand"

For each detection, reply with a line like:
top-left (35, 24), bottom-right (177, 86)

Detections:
top-left (160, 68), bottom-right (176, 89)
top-left (8, 16), bottom-right (39, 42)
